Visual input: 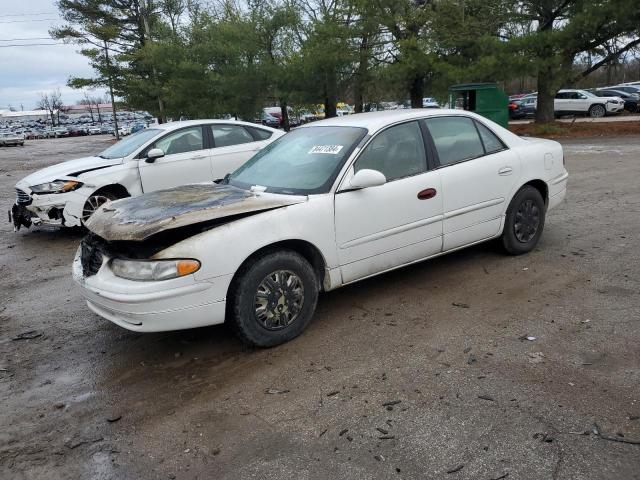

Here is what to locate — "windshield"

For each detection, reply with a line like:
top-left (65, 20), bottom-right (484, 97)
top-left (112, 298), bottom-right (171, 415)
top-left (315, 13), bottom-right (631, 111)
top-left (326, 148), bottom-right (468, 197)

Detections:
top-left (98, 128), bottom-right (160, 159)
top-left (581, 90), bottom-right (598, 98)
top-left (228, 126), bottom-right (367, 194)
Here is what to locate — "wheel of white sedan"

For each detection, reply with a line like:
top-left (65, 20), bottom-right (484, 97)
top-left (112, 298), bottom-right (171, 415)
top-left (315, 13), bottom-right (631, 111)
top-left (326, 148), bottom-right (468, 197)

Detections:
top-left (229, 250), bottom-right (319, 347)
top-left (501, 186), bottom-right (546, 255)
top-left (81, 191), bottom-right (118, 224)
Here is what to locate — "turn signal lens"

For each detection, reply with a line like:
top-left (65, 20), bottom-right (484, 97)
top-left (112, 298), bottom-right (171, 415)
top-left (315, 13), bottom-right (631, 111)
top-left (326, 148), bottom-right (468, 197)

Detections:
top-left (176, 260), bottom-right (200, 277)
top-left (61, 180), bottom-right (81, 192)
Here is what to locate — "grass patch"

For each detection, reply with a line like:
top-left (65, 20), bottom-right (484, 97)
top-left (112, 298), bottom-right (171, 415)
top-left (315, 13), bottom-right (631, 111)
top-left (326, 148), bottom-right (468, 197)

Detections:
top-left (510, 120), bottom-right (640, 139)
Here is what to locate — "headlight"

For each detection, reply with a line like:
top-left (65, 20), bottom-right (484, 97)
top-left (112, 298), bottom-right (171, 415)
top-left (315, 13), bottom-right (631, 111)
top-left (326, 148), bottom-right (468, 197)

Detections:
top-left (30, 180), bottom-right (83, 194)
top-left (111, 258), bottom-right (201, 281)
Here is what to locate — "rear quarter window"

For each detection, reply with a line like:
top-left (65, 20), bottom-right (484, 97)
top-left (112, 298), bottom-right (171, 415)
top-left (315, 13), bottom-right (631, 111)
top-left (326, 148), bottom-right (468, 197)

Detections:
top-left (246, 126), bottom-right (273, 140)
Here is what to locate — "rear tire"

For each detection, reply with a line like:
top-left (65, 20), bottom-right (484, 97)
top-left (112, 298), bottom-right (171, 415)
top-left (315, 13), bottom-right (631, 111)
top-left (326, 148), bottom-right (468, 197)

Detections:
top-left (501, 186), bottom-right (546, 255)
top-left (229, 250), bottom-right (319, 347)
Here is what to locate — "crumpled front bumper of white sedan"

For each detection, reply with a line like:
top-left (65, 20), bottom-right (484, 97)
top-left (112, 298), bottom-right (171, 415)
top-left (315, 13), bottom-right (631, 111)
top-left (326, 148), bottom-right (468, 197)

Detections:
top-left (10, 185), bottom-right (85, 230)
top-left (72, 245), bottom-right (231, 332)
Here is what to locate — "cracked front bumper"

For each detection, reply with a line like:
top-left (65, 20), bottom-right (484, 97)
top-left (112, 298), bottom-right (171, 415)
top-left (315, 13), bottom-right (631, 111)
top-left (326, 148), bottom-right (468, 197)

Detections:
top-left (9, 188), bottom-right (85, 229)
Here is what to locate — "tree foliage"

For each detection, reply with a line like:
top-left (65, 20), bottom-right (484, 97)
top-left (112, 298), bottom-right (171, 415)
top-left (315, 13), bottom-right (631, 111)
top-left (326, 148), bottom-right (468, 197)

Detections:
top-left (55, 0), bottom-right (640, 123)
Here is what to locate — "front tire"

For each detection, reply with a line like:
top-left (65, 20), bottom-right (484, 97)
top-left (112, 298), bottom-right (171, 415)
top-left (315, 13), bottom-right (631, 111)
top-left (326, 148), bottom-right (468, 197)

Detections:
top-left (588, 104), bottom-right (606, 118)
top-left (81, 191), bottom-right (119, 224)
top-left (229, 250), bottom-right (319, 347)
top-left (501, 186), bottom-right (546, 255)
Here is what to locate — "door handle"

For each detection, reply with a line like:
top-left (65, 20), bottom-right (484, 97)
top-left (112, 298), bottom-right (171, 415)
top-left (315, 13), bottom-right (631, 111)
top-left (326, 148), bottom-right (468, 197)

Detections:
top-left (498, 166), bottom-right (513, 176)
top-left (417, 188), bottom-right (437, 200)
top-left (192, 154), bottom-right (207, 159)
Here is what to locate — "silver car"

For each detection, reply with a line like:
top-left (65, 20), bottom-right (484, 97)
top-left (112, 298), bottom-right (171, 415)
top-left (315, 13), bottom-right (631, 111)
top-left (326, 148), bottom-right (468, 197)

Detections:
top-left (0, 131), bottom-right (25, 147)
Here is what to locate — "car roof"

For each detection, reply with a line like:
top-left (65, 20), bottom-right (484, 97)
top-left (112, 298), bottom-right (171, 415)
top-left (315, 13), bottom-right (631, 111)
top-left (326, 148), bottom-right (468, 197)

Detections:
top-left (298, 109), bottom-right (526, 146)
top-left (299, 109), bottom-right (477, 133)
top-left (154, 119), bottom-right (278, 132)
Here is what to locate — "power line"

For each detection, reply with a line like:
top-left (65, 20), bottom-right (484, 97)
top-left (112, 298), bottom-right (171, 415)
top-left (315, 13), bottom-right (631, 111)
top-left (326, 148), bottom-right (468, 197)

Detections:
top-left (0, 12), bottom-right (57, 18)
top-left (0, 18), bottom-right (59, 24)
top-left (0, 37), bottom-right (53, 42)
top-left (0, 43), bottom-right (63, 48)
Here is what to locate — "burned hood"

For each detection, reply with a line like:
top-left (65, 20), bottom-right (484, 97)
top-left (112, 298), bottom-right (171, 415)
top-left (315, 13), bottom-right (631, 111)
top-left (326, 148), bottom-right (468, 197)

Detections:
top-left (85, 183), bottom-right (307, 241)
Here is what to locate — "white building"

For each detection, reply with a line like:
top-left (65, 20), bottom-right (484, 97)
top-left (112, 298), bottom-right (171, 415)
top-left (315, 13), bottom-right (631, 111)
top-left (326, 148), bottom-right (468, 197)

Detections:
top-left (0, 109), bottom-right (52, 121)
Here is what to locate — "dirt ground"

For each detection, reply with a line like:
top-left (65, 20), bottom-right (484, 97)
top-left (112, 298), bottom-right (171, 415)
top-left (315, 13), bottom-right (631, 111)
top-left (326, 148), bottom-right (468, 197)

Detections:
top-left (1, 135), bottom-right (639, 480)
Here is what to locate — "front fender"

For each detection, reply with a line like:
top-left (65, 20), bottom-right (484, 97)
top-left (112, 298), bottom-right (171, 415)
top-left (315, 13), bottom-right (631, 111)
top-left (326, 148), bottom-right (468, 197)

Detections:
top-left (155, 194), bottom-right (338, 284)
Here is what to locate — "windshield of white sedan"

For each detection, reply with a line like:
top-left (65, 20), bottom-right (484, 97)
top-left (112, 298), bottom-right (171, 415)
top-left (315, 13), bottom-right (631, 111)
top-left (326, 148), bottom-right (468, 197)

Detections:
top-left (98, 129), bottom-right (161, 159)
top-left (228, 126), bottom-right (367, 194)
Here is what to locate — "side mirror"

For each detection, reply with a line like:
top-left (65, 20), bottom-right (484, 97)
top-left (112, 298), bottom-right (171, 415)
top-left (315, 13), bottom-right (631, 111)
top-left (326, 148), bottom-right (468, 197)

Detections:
top-left (145, 148), bottom-right (165, 163)
top-left (349, 169), bottom-right (386, 190)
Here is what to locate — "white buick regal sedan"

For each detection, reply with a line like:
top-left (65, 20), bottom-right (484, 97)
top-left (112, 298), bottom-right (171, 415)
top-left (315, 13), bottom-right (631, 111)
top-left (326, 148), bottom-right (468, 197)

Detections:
top-left (74, 110), bottom-right (568, 347)
top-left (10, 120), bottom-right (283, 230)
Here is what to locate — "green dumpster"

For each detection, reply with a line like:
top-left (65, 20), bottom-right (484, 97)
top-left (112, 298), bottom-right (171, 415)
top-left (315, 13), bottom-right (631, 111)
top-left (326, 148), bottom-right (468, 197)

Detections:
top-left (448, 83), bottom-right (509, 128)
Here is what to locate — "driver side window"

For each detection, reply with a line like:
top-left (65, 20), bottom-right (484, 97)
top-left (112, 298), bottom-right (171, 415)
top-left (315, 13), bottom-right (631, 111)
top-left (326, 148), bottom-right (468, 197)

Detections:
top-left (154, 127), bottom-right (204, 155)
top-left (354, 121), bottom-right (427, 182)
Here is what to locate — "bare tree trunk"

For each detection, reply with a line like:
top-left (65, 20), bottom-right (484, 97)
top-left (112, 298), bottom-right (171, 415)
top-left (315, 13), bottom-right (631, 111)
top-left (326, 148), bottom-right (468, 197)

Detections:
top-left (280, 100), bottom-right (290, 132)
top-left (104, 40), bottom-right (120, 140)
top-left (533, 11), bottom-right (557, 124)
top-left (409, 75), bottom-right (424, 108)
top-left (142, 0), bottom-right (166, 124)
top-left (324, 70), bottom-right (338, 118)
top-left (535, 66), bottom-right (556, 123)
top-left (354, 33), bottom-right (369, 113)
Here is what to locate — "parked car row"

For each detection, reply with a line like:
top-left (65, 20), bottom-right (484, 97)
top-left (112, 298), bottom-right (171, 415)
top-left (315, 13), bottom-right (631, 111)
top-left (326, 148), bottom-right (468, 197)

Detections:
top-left (10, 110), bottom-right (567, 348)
top-left (0, 110), bottom-right (153, 142)
top-left (507, 85), bottom-right (640, 119)
top-left (257, 98), bottom-right (441, 129)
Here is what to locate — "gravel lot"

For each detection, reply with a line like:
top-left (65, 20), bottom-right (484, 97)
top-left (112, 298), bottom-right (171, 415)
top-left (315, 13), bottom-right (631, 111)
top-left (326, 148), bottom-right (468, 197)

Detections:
top-left (1, 135), bottom-right (639, 480)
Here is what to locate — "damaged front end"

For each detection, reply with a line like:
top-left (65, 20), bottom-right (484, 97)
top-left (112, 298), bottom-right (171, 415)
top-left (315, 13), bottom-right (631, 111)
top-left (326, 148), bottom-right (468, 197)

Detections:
top-left (9, 188), bottom-right (68, 231)
top-left (84, 183), bottom-right (306, 242)
top-left (9, 188), bottom-right (36, 231)
top-left (9, 203), bottom-right (34, 231)
top-left (78, 183), bottom-right (307, 274)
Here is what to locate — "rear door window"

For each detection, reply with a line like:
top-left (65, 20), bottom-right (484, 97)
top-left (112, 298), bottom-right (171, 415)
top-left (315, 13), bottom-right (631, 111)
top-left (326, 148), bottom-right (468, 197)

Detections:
top-left (210, 124), bottom-right (255, 148)
top-left (424, 117), bottom-right (485, 166)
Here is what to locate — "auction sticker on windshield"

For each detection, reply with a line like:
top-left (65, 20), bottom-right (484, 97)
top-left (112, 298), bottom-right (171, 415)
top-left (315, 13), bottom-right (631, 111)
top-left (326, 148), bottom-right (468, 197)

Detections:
top-left (308, 145), bottom-right (344, 154)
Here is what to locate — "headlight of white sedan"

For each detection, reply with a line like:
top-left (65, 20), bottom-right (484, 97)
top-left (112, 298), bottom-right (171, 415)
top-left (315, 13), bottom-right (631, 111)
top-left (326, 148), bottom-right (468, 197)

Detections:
top-left (111, 258), bottom-right (200, 281)
top-left (30, 179), bottom-right (83, 194)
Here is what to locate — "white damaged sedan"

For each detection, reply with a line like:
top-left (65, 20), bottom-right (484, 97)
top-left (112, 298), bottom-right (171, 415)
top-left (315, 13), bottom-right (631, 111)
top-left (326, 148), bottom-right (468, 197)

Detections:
top-left (73, 110), bottom-right (568, 347)
top-left (10, 120), bottom-right (282, 231)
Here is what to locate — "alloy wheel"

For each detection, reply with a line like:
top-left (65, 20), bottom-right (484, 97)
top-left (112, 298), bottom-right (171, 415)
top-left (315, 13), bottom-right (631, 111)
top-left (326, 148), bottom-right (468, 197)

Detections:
top-left (590, 105), bottom-right (606, 118)
top-left (82, 195), bottom-right (111, 222)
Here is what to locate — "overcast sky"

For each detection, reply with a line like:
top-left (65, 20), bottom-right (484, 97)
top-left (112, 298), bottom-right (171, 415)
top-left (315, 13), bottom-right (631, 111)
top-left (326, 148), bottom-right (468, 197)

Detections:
top-left (0, 0), bottom-right (106, 110)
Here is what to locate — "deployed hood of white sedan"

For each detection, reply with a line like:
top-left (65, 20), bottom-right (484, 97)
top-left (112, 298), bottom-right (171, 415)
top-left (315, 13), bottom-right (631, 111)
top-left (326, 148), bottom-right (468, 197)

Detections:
top-left (86, 183), bottom-right (307, 241)
top-left (16, 156), bottom-right (123, 188)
